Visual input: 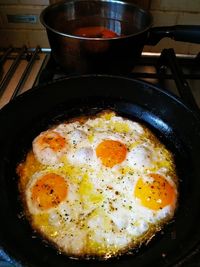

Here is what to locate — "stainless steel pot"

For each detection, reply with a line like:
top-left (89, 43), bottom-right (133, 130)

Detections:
top-left (40, 0), bottom-right (200, 74)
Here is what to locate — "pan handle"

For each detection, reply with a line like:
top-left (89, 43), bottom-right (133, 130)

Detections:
top-left (146, 25), bottom-right (200, 45)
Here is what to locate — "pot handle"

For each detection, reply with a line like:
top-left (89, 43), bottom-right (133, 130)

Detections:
top-left (146, 25), bottom-right (200, 45)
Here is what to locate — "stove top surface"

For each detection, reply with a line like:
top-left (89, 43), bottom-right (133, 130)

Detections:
top-left (38, 48), bottom-right (200, 112)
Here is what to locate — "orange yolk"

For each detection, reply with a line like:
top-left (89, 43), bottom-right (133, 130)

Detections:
top-left (96, 139), bottom-right (127, 167)
top-left (37, 131), bottom-right (66, 152)
top-left (31, 173), bottom-right (68, 210)
top-left (134, 173), bottom-right (176, 210)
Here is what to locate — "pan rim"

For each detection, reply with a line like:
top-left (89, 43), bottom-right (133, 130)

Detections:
top-left (0, 74), bottom-right (200, 267)
top-left (40, 0), bottom-right (153, 41)
top-left (1, 74), bottom-right (199, 122)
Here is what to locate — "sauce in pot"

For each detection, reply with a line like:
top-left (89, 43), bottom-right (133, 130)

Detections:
top-left (73, 26), bottom-right (119, 38)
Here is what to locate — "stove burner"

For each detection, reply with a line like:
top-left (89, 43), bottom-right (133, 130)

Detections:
top-left (38, 49), bottom-right (200, 115)
top-left (1, 47), bottom-right (200, 108)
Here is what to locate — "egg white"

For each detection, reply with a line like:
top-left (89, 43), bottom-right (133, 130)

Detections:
top-left (19, 111), bottom-right (178, 258)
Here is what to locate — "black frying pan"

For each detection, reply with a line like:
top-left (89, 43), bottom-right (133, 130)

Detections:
top-left (0, 75), bottom-right (200, 267)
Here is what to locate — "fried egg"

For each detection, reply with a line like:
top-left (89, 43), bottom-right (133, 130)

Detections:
top-left (33, 130), bottom-right (68, 165)
top-left (17, 111), bottom-right (178, 259)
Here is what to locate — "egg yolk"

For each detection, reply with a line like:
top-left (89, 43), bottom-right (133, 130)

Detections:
top-left (31, 173), bottom-right (68, 210)
top-left (96, 139), bottom-right (127, 167)
top-left (37, 131), bottom-right (66, 152)
top-left (134, 173), bottom-right (176, 210)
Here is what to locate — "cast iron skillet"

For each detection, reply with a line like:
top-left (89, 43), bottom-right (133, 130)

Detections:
top-left (0, 75), bottom-right (200, 267)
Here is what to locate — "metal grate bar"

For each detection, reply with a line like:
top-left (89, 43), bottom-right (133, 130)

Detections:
top-left (10, 46), bottom-right (41, 100)
top-left (157, 48), bottom-right (200, 113)
top-left (32, 53), bottom-right (50, 88)
top-left (0, 47), bottom-right (13, 66)
top-left (0, 46), bottom-right (26, 97)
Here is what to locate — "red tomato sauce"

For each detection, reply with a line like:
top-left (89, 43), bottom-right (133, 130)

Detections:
top-left (73, 26), bottom-right (119, 38)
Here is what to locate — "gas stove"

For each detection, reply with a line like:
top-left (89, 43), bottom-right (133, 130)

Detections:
top-left (0, 46), bottom-right (200, 267)
top-left (0, 46), bottom-right (200, 113)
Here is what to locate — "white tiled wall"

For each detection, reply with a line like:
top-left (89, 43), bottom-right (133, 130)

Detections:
top-left (0, 0), bottom-right (199, 55)
top-left (145, 0), bottom-right (200, 54)
top-left (0, 2), bottom-right (49, 47)
top-left (0, 5), bottom-right (44, 29)
top-left (151, 0), bottom-right (200, 12)
top-left (0, 28), bottom-right (49, 47)
top-left (0, 0), bottom-right (49, 5)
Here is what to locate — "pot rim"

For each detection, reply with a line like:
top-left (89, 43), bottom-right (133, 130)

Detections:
top-left (40, 0), bottom-right (153, 41)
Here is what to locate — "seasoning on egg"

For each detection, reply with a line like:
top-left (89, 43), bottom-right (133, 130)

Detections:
top-left (17, 110), bottom-right (178, 259)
